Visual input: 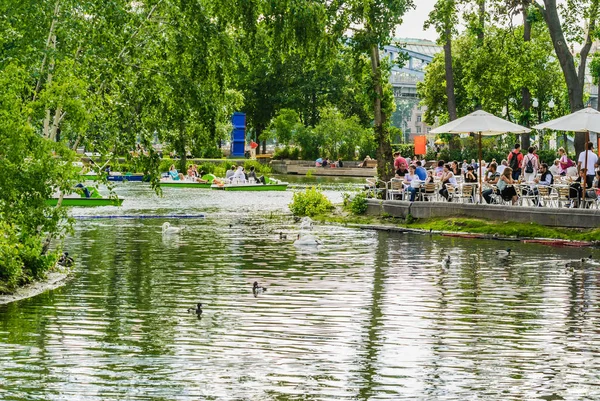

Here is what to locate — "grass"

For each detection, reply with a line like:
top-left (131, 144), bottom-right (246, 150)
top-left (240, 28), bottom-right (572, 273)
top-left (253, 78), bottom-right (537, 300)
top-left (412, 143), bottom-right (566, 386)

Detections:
top-left (406, 217), bottom-right (600, 241)
top-left (314, 208), bottom-right (600, 242)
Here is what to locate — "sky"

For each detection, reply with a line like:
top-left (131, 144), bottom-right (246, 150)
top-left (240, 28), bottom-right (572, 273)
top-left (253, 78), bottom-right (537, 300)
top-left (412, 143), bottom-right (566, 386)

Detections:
top-left (395, 0), bottom-right (439, 42)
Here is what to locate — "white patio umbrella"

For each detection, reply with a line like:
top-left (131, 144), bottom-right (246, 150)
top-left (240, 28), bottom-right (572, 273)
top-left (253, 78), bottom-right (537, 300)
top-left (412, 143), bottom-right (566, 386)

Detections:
top-left (430, 110), bottom-right (531, 202)
top-left (532, 107), bottom-right (600, 193)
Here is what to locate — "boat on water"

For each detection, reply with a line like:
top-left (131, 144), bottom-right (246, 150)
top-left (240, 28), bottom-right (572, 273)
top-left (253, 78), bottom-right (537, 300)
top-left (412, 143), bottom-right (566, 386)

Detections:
top-left (46, 197), bottom-right (123, 207)
top-left (47, 186), bottom-right (123, 207)
top-left (211, 180), bottom-right (288, 191)
top-left (160, 173), bottom-right (216, 188)
top-left (80, 172), bottom-right (147, 182)
top-left (160, 181), bottom-right (213, 188)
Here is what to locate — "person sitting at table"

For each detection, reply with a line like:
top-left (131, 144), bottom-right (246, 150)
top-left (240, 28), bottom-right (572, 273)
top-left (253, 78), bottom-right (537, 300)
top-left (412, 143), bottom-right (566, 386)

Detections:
top-left (497, 167), bottom-right (518, 205)
top-left (586, 170), bottom-right (600, 203)
top-left (464, 165), bottom-right (477, 183)
top-left (434, 160), bottom-right (445, 177)
top-left (497, 159), bottom-right (507, 175)
top-left (568, 168), bottom-right (594, 208)
top-left (415, 161), bottom-right (428, 181)
top-left (425, 169), bottom-right (434, 184)
top-left (530, 163), bottom-right (554, 206)
top-left (395, 163), bottom-right (408, 177)
top-left (404, 165), bottom-right (422, 202)
top-left (482, 162), bottom-right (501, 204)
top-left (438, 164), bottom-right (457, 201)
top-left (451, 160), bottom-right (460, 176)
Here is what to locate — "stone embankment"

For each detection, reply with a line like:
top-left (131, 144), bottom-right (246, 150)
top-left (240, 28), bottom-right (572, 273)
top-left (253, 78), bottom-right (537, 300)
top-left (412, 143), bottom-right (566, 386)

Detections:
top-left (366, 199), bottom-right (600, 229)
top-left (271, 160), bottom-right (376, 177)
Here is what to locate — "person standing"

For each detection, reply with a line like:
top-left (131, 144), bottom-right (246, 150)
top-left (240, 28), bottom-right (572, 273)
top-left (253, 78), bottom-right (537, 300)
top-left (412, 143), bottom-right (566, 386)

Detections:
top-left (557, 147), bottom-right (571, 176)
top-left (521, 146), bottom-right (540, 183)
top-left (507, 144), bottom-right (523, 181)
top-left (393, 152), bottom-right (408, 172)
top-left (577, 141), bottom-right (599, 189)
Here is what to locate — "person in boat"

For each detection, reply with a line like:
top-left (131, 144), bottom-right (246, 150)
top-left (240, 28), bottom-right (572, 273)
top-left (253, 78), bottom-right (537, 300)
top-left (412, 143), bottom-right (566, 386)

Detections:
top-left (337, 158), bottom-right (344, 168)
top-left (74, 183), bottom-right (91, 198)
top-left (230, 166), bottom-right (247, 183)
top-left (196, 170), bottom-right (209, 184)
top-left (225, 165), bottom-right (236, 180)
top-left (186, 165), bottom-right (196, 180)
top-left (168, 165), bottom-right (184, 181)
top-left (247, 166), bottom-right (266, 184)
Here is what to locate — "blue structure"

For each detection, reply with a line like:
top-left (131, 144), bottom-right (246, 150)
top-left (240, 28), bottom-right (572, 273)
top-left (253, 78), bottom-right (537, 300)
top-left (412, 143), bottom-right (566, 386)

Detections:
top-left (230, 112), bottom-right (246, 157)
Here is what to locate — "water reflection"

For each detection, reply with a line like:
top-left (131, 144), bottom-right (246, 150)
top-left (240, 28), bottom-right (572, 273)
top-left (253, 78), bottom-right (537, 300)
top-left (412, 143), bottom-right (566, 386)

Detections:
top-left (1, 185), bottom-right (600, 400)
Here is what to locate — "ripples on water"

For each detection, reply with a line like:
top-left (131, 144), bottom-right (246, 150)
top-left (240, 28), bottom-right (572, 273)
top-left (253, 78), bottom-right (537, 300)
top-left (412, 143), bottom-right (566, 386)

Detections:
top-left (1, 184), bottom-right (600, 400)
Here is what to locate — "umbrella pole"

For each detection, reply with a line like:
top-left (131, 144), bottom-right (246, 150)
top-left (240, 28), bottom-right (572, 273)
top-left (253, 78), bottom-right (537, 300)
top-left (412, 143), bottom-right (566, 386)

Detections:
top-left (478, 133), bottom-right (483, 203)
top-left (583, 131), bottom-right (589, 200)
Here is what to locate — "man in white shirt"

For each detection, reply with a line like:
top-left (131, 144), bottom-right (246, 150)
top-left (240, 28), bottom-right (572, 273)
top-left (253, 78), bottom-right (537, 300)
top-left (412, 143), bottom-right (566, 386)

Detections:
top-left (578, 141), bottom-right (599, 188)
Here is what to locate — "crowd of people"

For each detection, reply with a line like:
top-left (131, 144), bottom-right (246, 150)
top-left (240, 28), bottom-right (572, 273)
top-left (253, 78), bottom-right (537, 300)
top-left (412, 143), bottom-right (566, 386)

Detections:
top-left (389, 142), bottom-right (600, 208)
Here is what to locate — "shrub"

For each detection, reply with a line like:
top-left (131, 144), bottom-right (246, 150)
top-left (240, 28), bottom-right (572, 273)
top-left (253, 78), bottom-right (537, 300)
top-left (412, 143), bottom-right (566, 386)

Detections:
top-left (243, 160), bottom-right (272, 174)
top-left (349, 192), bottom-right (368, 215)
top-left (289, 187), bottom-right (334, 217)
top-left (0, 223), bottom-right (23, 292)
top-left (273, 147), bottom-right (290, 160)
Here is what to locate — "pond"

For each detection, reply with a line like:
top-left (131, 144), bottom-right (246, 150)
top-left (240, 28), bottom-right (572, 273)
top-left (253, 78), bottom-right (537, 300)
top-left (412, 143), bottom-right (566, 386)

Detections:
top-left (1, 183), bottom-right (600, 400)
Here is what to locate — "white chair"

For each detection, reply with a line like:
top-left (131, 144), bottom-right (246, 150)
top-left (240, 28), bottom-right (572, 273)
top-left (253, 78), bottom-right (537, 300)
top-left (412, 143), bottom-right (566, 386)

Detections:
top-left (387, 178), bottom-right (404, 200)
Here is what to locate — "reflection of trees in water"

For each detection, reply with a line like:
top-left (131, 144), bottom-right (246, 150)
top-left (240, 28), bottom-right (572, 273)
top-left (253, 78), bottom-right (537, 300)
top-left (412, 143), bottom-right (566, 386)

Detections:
top-left (357, 231), bottom-right (388, 400)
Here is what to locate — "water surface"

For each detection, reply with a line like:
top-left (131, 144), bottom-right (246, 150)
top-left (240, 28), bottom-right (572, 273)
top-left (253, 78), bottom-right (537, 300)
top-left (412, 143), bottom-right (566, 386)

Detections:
top-left (1, 184), bottom-right (600, 400)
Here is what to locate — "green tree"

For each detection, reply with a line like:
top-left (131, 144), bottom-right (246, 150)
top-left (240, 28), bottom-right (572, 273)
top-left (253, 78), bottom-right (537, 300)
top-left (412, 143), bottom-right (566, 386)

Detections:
top-left (339, 0), bottom-right (415, 181)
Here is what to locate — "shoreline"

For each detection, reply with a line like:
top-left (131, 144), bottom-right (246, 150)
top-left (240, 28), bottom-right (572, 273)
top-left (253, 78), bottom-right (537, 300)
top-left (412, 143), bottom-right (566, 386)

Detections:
top-left (350, 223), bottom-right (600, 248)
top-left (0, 270), bottom-right (72, 306)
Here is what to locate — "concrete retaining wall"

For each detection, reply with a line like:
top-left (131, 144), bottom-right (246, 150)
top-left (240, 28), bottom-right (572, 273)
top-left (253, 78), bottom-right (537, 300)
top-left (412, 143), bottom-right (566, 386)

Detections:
top-left (366, 199), bottom-right (600, 229)
top-left (271, 160), bottom-right (375, 177)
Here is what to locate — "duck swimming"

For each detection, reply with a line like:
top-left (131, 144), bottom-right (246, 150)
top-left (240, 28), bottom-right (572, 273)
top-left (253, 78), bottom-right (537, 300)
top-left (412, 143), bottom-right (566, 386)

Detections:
top-left (495, 249), bottom-right (512, 258)
top-left (299, 217), bottom-right (314, 230)
top-left (162, 222), bottom-right (183, 234)
top-left (294, 233), bottom-right (322, 246)
top-left (442, 255), bottom-right (451, 267)
top-left (253, 281), bottom-right (267, 293)
top-left (58, 252), bottom-right (74, 267)
top-left (566, 255), bottom-right (593, 269)
top-left (187, 303), bottom-right (203, 315)
top-left (279, 232), bottom-right (287, 240)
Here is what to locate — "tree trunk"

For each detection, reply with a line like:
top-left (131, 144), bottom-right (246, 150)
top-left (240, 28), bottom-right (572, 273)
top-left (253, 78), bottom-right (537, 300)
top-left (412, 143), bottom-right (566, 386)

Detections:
top-left (477, 0), bottom-right (485, 45)
top-left (43, 34), bottom-right (57, 138)
top-left (540, 0), bottom-right (598, 155)
top-left (520, 0), bottom-right (532, 149)
top-left (443, 26), bottom-right (457, 122)
top-left (33, 0), bottom-right (60, 103)
top-left (443, 25), bottom-right (459, 151)
top-left (177, 124), bottom-right (187, 172)
top-left (370, 44), bottom-right (394, 182)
